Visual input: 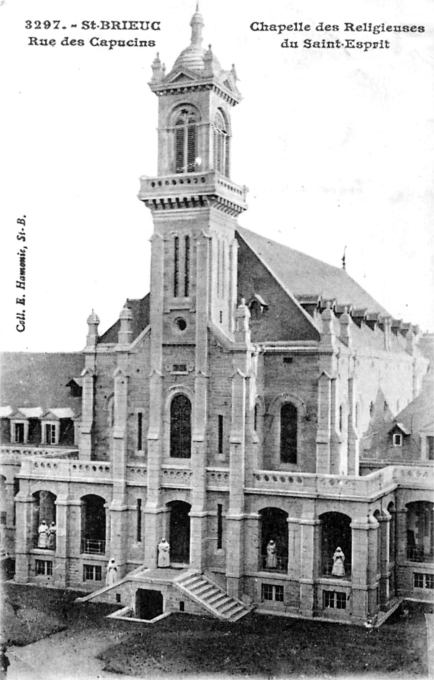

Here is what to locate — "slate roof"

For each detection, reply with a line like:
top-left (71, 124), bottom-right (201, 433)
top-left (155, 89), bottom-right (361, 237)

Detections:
top-left (390, 372), bottom-right (434, 434)
top-left (98, 294), bottom-right (150, 344)
top-left (236, 226), bottom-right (390, 317)
top-left (0, 352), bottom-right (84, 411)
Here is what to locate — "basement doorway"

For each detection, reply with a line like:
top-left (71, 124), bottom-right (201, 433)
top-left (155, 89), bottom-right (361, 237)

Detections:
top-left (135, 589), bottom-right (163, 620)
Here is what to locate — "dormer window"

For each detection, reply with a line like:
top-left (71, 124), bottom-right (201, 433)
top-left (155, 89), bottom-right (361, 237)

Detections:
top-left (393, 433), bottom-right (403, 447)
top-left (174, 107), bottom-right (198, 173)
top-left (213, 110), bottom-right (230, 177)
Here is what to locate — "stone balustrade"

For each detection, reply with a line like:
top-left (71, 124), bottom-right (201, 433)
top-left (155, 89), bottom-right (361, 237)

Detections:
top-left (161, 466), bottom-right (192, 487)
top-left (18, 458), bottom-right (111, 483)
top-left (207, 468), bottom-right (230, 488)
top-left (249, 464), bottom-right (432, 499)
top-left (1, 445), bottom-right (78, 461)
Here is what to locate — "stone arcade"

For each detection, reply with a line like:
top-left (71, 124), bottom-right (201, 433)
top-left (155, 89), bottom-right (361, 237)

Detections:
top-left (1, 8), bottom-right (433, 626)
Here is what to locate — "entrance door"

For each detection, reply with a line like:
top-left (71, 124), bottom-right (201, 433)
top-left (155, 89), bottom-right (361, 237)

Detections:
top-left (168, 501), bottom-right (191, 564)
top-left (135, 589), bottom-right (163, 620)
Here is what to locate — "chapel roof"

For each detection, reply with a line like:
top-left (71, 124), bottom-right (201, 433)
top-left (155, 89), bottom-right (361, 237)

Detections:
top-left (236, 226), bottom-right (390, 318)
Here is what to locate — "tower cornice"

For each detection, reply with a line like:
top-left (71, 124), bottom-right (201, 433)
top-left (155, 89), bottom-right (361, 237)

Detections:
top-left (138, 170), bottom-right (248, 217)
top-left (149, 78), bottom-right (241, 107)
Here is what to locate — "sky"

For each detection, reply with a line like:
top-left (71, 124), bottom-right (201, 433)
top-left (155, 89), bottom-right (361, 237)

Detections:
top-left (0, 0), bottom-right (433, 352)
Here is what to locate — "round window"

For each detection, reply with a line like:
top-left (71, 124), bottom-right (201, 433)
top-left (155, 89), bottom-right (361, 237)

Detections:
top-left (175, 317), bottom-right (187, 332)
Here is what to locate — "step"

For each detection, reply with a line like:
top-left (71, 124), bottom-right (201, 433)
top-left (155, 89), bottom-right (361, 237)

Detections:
top-left (181, 576), bottom-right (203, 589)
top-left (206, 592), bottom-right (227, 606)
top-left (219, 601), bottom-right (244, 617)
top-left (192, 584), bottom-right (216, 598)
top-left (188, 580), bottom-right (209, 593)
top-left (215, 599), bottom-right (237, 615)
top-left (231, 607), bottom-right (251, 622)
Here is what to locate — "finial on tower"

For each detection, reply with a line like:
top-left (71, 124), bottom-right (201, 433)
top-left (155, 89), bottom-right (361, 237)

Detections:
top-left (342, 245), bottom-right (347, 271)
top-left (190, 3), bottom-right (204, 45)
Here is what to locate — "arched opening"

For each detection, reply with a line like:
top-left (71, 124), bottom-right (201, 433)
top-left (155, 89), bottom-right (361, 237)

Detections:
top-left (81, 495), bottom-right (106, 554)
top-left (259, 507), bottom-right (288, 572)
top-left (213, 109), bottom-right (230, 176)
top-left (388, 502), bottom-right (397, 595)
top-left (174, 107), bottom-right (198, 174)
top-left (280, 403), bottom-right (297, 464)
top-left (406, 501), bottom-right (434, 562)
top-left (170, 394), bottom-right (192, 459)
top-left (167, 500), bottom-right (191, 565)
top-left (320, 512), bottom-right (352, 577)
top-left (33, 491), bottom-right (57, 550)
top-left (0, 476), bottom-right (7, 552)
top-left (373, 510), bottom-right (382, 574)
top-left (388, 502), bottom-right (396, 562)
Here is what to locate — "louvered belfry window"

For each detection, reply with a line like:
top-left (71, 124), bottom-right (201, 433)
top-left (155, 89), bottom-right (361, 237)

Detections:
top-left (174, 108), bottom-right (198, 173)
top-left (170, 394), bottom-right (192, 458)
top-left (213, 110), bottom-right (230, 176)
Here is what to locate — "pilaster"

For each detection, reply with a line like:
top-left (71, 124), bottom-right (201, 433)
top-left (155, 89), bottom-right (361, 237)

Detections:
top-left (299, 509), bottom-right (321, 618)
top-left (14, 485), bottom-right (36, 583)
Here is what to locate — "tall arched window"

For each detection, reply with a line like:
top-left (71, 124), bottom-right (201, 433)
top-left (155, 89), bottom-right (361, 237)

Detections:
top-left (170, 395), bottom-right (192, 458)
top-left (174, 108), bottom-right (198, 174)
top-left (320, 511), bottom-right (352, 577)
top-left (280, 403), bottom-right (297, 464)
top-left (213, 110), bottom-right (230, 176)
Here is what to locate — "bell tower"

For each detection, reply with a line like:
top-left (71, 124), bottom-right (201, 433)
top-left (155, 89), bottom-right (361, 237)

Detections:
top-left (139, 7), bottom-right (248, 570)
top-left (138, 5), bottom-right (247, 340)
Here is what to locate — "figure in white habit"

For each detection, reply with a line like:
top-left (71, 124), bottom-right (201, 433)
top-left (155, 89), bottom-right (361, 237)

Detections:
top-left (47, 522), bottom-right (56, 549)
top-left (157, 538), bottom-right (170, 568)
top-left (331, 547), bottom-right (345, 577)
top-left (266, 540), bottom-right (277, 569)
top-left (105, 558), bottom-right (118, 586)
top-left (37, 521), bottom-right (49, 548)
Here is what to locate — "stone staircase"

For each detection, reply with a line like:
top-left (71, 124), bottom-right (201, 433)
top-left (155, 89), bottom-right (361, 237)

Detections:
top-left (174, 571), bottom-right (251, 622)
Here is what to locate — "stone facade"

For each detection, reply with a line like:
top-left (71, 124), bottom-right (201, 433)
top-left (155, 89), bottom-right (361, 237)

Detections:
top-left (1, 9), bottom-right (433, 626)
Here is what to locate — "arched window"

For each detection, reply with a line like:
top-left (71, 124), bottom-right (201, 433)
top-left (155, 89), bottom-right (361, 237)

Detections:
top-left (174, 108), bottom-right (198, 174)
top-left (406, 501), bottom-right (434, 562)
top-left (320, 512), bottom-right (352, 577)
top-left (280, 403), bottom-right (297, 464)
top-left (213, 110), bottom-right (230, 176)
top-left (33, 491), bottom-right (57, 550)
top-left (388, 502), bottom-right (396, 562)
top-left (81, 494), bottom-right (106, 554)
top-left (260, 507), bottom-right (288, 572)
top-left (170, 395), bottom-right (192, 459)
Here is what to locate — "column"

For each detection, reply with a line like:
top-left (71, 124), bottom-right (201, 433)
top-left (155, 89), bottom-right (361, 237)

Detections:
top-left (226, 368), bottom-right (247, 600)
top-left (80, 368), bottom-right (95, 461)
top-left (316, 373), bottom-right (332, 474)
top-left (351, 514), bottom-right (378, 624)
top-left (347, 375), bottom-right (360, 475)
top-left (53, 493), bottom-right (70, 587)
top-left (144, 231), bottom-right (165, 568)
top-left (14, 479), bottom-right (36, 583)
top-left (287, 517), bottom-right (301, 580)
top-left (299, 509), bottom-right (320, 618)
top-left (190, 232), bottom-right (210, 571)
top-left (379, 510), bottom-right (391, 606)
top-left (109, 366), bottom-right (130, 576)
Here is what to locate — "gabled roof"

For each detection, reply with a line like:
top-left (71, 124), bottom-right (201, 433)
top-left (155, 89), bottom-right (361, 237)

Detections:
top-left (41, 408), bottom-right (76, 420)
top-left (98, 294), bottom-right (150, 344)
top-left (236, 226), bottom-right (389, 317)
top-left (11, 407), bottom-right (44, 419)
top-left (389, 422), bottom-right (411, 436)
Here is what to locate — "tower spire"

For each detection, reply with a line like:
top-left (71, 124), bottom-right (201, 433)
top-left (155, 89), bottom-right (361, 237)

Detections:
top-left (190, 3), bottom-right (204, 45)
